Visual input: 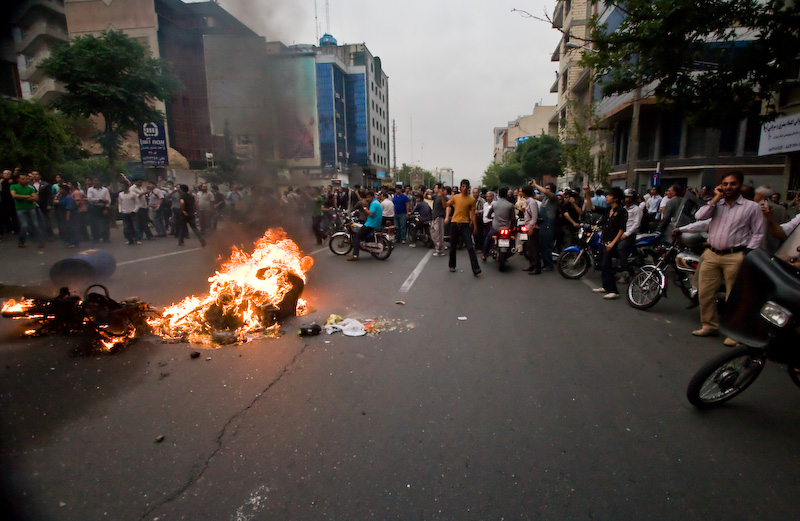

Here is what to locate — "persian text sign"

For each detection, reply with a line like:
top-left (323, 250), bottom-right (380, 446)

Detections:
top-left (139, 122), bottom-right (169, 167)
top-left (759, 113), bottom-right (800, 156)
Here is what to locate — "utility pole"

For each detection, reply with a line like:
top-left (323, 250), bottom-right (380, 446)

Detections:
top-left (314, 0), bottom-right (319, 42)
top-left (325, 0), bottom-right (330, 34)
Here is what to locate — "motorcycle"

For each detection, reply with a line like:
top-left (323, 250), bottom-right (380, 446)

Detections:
top-left (557, 217), bottom-right (661, 279)
top-left (625, 232), bottom-right (706, 310)
top-left (328, 211), bottom-right (393, 260)
top-left (686, 225), bottom-right (800, 408)
top-left (490, 226), bottom-right (517, 271)
top-left (320, 208), bottom-right (346, 240)
top-left (407, 212), bottom-right (432, 247)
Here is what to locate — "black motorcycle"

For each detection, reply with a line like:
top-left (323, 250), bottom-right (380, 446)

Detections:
top-left (407, 212), bottom-right (432, 247)
top-left (686, 225), bottom-right (800, 408)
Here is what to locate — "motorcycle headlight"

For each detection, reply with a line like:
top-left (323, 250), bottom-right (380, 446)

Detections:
top-left (760, 301), bottom-right (792, 328)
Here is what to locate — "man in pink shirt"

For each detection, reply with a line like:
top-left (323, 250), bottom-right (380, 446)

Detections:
top-left (691, 171), bottom-right (763, 344)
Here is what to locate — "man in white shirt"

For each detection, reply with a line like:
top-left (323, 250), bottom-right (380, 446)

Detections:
top-left (379, 191), bottom-right (395, 229)
top-left (618, 189), bottom-right (644, 283)
top-left (117, 183), bottom-right (141, 244)
top-left (147, 180), bottom-right (166, 237)
top-left (86, 177), bottom-right (111, 243)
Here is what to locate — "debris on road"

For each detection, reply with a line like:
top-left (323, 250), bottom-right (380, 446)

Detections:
top-left (395, 301), bottom-right (405, 305)
top-left (458, 316), bottom-right (468, 321)
top-left (299, 324), bottom-right (322, 336)
top-left (154, 435), bottom-right (165, 443)
top-left (325, 314), bottom-right (343, 325)
top-left (324, 318), bottom-right (366, 337)
top-left (190, 351), bottom-right (201, 359)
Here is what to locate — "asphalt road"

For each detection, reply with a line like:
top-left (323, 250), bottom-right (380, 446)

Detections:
top-left (2, 223), bottom-right (800, 520)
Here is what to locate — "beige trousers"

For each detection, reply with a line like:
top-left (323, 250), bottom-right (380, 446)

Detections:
top-left (697, 249), bottom-right (744, 329)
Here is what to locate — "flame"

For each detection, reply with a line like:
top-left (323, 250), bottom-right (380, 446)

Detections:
top-left (1, 299), bottom-right (35, 317)
top-left (149, 229), bottom-right (313, 344)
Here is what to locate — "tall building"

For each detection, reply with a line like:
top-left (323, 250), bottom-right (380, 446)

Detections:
top-left (312, 34), bottom-right (390, 187)
top-left (10, 0), bottom-right (69, 103)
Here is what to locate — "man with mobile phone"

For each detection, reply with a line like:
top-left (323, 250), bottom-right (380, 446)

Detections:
top-left (691, 171), bottom-right (763, 345)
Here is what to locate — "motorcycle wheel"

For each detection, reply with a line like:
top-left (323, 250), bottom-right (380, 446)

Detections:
top-left (686, 346), bottom-right (766, 408)
top-left (557, 250), bottom-right (590, 279)
top-left (329, 232), bottom-right (352, 256)
top-left (370, 235), bottom-right (393, 260)
top-left (498, 250), bottom-right (508, 271)
top-left (626, 266), bottom-right (664, 310)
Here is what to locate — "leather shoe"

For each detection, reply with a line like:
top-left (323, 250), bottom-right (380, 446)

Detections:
top-left (528, 270), bottom-right (541, 275)
top-left (723, 337), bottom-right (738, 347)
top-left (692, 327), bottom-right (720, 337)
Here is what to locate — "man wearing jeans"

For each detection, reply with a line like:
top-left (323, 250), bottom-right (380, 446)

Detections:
top-left (392, 185), bottom-right (410, 244)
top-left (10, 173), bottom-right (44, 248)
top-left (430, 183), bottom-right (447, 256)
top-left (444, 179), bottom-right (481, 276)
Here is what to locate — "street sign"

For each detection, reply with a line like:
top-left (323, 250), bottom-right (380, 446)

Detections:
top-left (138, 122), bottom-right (169, 167)
top-left (650, 171), bottom-right (660, 187)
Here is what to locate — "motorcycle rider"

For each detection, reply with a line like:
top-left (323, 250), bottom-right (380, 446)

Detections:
top-left (347, 191), bottom-right (382, 262)
top-left (410, 192), bottom-right (432, 248)
top-left (482, 187), bottom-right (516, 261)
top-left (617, 189), bottom-right (643, 283)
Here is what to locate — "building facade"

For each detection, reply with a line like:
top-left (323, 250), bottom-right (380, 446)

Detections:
top-left (493, 104), bottom-right (557, 163)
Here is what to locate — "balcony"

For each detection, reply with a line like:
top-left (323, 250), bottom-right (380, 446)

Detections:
top-left (18, 50), bottom-right (51, 82)
top-left (552, 1), bottom-right (564, 29)
top-left (11, 0), bottom-right (65, 26)
top-left (28, 78), bottom-right (64, 104)
top-left (14, 21), bottom-right (68, 55)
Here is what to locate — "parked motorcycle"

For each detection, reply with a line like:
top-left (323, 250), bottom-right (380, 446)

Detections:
top-left (557, 218), bottom-right (660, 279)
top-left (329, 211), bottom-right (393, 260)
top-left (625, 233), bottom-right (705, 310)
top-left (407, 212), bottom-right (433, 247)
top-left (686, 226), bottom-right (800, 408)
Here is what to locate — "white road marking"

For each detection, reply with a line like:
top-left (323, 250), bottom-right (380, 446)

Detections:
top-left (309, 246), bottom-right (329, 255)
top-left (399, 250), bottom-right (433, 293)
top-left (116, 248), bottom-right (202, 266)
top-left (232, 484), bottom-right (272, 521)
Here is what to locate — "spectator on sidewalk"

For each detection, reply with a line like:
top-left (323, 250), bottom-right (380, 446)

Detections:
top-left (11, 172), bottom-right (44, 248)
top-left (87, 177), bottom-right (111, 243)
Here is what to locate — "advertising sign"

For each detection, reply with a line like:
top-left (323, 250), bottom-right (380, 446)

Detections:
top-left (138, 122), bottom-right (169, 167)
top-left (759, 113), bottom-right (800, 156)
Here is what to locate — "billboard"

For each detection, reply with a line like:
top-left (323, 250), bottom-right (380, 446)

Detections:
top-left (138, 122), bottom-right (168, 167)
top-left (759, 113), bottom-right (800, 156)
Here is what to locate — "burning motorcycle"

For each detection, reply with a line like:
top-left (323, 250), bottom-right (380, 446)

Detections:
top-left (329, 211), bottom-right (393, 260)
top-left (625, 232), bottom-right (707, 310)
top-left (1, 284), bottom-right (158, 352)
top-left (686, 225), bottom-right (800, 408)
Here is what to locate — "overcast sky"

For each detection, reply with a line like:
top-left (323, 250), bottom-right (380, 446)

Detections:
top-left (200, 0), bottom-right (561, 185)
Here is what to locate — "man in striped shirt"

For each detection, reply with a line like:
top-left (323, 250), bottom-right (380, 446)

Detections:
top-left (692, 171), bottom-right (763, 344)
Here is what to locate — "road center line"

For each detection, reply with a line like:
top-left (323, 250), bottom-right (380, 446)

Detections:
top-left (309, 246), bottom-right (329, 256)
top-left (399, 250), bottom-right (433, 293)
top-left (116, 248), bottom-right (202, 266)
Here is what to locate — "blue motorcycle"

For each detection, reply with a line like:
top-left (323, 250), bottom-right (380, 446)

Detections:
top-left (557, 220), bottom-right (660, 279)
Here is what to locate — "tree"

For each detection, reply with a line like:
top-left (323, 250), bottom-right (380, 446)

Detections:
top-left (0, 98), bottom-right (85, 177)
top-left (582, 0), bottom-right (800, 126)
top-left (561, 102), bottom-right (611, 188)
top-left (39, 30), bottom-right (181, 173)
top-left (516, 134), bottom-right (563, 182)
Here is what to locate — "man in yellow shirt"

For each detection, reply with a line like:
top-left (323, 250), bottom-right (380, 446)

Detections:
top-left (444, 179), bottom-right (481, 276)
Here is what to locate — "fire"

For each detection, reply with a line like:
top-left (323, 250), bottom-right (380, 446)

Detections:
top-left (149, 229), bottom-right (313, 344)
top-left (1, 298), bottom-right (35, 317)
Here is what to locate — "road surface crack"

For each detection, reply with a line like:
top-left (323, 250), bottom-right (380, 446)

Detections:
top-left (138, 343), bottom-right (310, 521)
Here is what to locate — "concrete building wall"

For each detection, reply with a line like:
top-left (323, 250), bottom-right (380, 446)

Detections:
top-left (493, 105), bottom-right (557, 163)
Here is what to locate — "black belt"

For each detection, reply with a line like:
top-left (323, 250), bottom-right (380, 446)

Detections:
top-left (710, 246), bottom-right (746, 255)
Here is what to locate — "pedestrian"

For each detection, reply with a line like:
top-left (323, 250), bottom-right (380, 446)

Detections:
top-left (30, 171), bottom-right (53, 238)
top-left (118, 182), bottom-right (141, 245)
top-left (57, 183), bottom-right (79, 247)
top-left (147, 180), bottom-right (167, 237)
top-left (70, 181), bottom-right (91, 242)
top-left (588, 187), bottom-right (627, 299)
top-left (346, 190), bottom-right (381, 261)
top-left (86, 177), bottom-right (111, 242)
top-left (178, 184), bottom-right (206, 247)
top-left (309, 186), bottom-right (325, 244)
top-left (431, 183), bottom-right (447, 256)
top-left (392, 185), bottom-right (410, 244)
top-left (691, 171), bottom-right (763, 345)
top-left (444, 179), bottom-right (481, 276)
top-left (521, 185), bottom-right (541, 274)
top-left (10, 172), bottom-right (44, 248)
top-left (196, 183), bottom-right (215, 235)
top-left (472, 187), bottom-right (486, 253)
top-left (532, 181), bottom-right (559, 271)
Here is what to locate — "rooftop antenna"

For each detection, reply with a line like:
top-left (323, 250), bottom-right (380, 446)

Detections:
top-left (326, 0), bottom-right (331, 34)
top-left (314, 0), bottom-right (319, 42)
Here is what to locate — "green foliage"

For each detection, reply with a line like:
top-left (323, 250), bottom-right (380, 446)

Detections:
top-left (561, 102), bottom-right (610, 188)
top-left (516, 134), bottom-right (563, 182)
top-left (59, 157), bottom-right (127, 185)
top-left (39, 30), bottom-right (182, 172)
top-left (394, 163), bottom-right (436, 188)
top-left (481, 161), bottom-right (503, 189)
top-left (0, 98), bottom-right (85, 177)
top-left (583, 0), bottom-right (800, 126)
